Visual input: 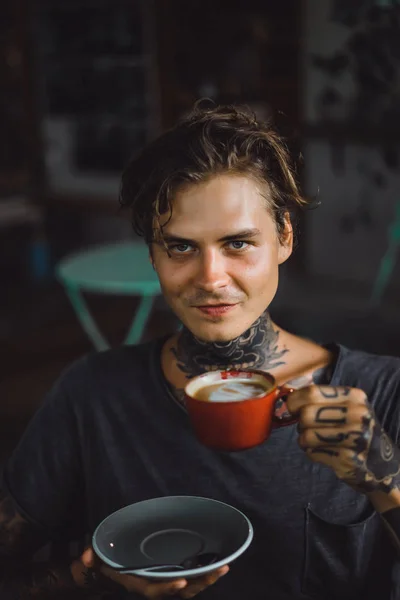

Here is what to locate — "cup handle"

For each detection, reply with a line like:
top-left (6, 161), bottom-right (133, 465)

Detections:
top-left (272, 385), bottom-right (298, 428)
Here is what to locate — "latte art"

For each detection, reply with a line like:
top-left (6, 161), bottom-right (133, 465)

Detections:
top-left (194, 379), bottom-right (269, 403)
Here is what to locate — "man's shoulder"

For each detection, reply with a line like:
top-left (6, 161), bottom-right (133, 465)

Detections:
top-left (50, 337), bottom-right (165, 406)
top-left (76, 337), bottom-right (161, 372)
top-left (335, 344), bottom-right (400, 432)
top-left (336, 344), bottom-right (400, 382)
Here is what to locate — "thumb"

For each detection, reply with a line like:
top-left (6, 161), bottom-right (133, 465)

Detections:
top-left (80, 546), bottom-right (98, 568)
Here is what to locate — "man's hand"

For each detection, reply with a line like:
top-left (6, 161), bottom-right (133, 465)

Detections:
top-left (79, 547), bottom-right (229, 599)
top-left (286, 385), bottom-right (400, 494)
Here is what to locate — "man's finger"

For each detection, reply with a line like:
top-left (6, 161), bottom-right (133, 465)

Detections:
top-left (80, 546), bottom-right (103, 569)
top-left (287, 385), bottom-right (366, 415)
top-left (140, 577), bottom-right (188, 599)
top-left (298, 402), bottom-right (370, 430)
top-left (100, 566), bottom-right (188, 600)
top-left (298, 424), bottom-right (371, 451)
top-left (179, 566), bottom-right (229, 599)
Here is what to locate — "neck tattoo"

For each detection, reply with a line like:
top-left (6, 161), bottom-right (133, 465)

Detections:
top-left (171, 310), bottom-right (289, 378)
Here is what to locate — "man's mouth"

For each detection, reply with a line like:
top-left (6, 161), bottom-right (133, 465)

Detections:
top-left (194, 304), bottom-right (238, 317)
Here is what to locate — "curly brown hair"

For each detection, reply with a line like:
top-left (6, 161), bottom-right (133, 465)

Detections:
top-left (119, 103), bottom-right (311, 246)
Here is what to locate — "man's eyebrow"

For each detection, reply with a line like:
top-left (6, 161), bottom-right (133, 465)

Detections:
top-left (161, 228), bottom-right (261, 245)
top-left (160, 234), bottom-right (196, 245)
top-left (218, 228), bottom-right (261, 242)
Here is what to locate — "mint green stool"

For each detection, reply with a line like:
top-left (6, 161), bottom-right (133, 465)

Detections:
top-left (57, 241), bottom-right (161, 351)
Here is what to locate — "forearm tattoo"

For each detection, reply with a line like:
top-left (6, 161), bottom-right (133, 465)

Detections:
top-left (171, 310), bottom-right (288, 377)
top-left (315, 406), bottom-right (348, 425)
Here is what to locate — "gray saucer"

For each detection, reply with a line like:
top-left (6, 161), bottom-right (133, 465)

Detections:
top-left (92, 495), bottom-right (253, 581)
top-left (140, 528), bottom-right (205, 561)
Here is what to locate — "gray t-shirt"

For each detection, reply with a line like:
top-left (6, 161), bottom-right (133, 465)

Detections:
top-left (3, 338), bottom-right (400, 599)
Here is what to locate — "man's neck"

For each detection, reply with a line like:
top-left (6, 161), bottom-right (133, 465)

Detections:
top-left (171, 311), bottom-right (289, 379)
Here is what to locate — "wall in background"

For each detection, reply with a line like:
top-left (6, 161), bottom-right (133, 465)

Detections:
top-left (302, 0), bottom-right (400, 293)
top-left (304, 141), bottom-right (399, 285)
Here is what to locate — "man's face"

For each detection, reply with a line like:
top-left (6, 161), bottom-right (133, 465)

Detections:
top-left (151, 174), bottom-right (292, 342)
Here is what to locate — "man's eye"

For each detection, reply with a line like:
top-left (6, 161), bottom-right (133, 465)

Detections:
top-left (169, 243), bottom-right (192, 253)
top-left (228, 241), bottom-right (249, 250)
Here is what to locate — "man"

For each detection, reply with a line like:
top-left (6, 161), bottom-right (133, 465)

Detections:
top-left (1, 104), bottom-right (400, 600)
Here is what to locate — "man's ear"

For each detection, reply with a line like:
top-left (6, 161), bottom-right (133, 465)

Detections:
top-left (277, 212), bottom-right (293, 265)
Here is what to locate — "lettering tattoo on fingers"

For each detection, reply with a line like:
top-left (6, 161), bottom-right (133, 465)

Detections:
top-left (315, 429), bottom-right (371, 453)
top-left (310, 447), bottom-right (340, 458)
top-left (314, 414), bottom-right (372, 453)
top-left (315, 406), bottom-right (347, 425)
top-left (317, 386), bottom-right (351, 399)
top-left (315, 431), bottom-right (348, 444)
top-left (355, 420), bottom-right (400, 493)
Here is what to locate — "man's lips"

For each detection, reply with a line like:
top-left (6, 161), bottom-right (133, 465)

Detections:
top-left (194, 304), bottom-right (238, 316)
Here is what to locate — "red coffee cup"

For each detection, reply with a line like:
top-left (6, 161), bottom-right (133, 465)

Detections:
top-left (184, 369), bottom-right (297, 451)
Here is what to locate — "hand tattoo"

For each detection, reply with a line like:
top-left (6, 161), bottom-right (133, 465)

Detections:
top-left (351, 417), bottom-right (400, 493)
top-left (314, 409), bottom-right (371, 451)
top-left (171, 310), bottom-right (288, 378)
top-left (307, 392), bottom-right (400, 494)
top-left (315, 406), bottom-right (348, 425)
top-left (318, 386), bottom-right (351, 399)
top-left (310, 447), bottom-right (339, 458)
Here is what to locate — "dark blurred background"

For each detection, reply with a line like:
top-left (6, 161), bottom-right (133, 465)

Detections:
top-left (1, 0), bottom-right (400, 461)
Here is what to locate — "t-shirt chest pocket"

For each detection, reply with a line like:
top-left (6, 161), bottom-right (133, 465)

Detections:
top-left (302, 502), bottom-right (389, 600)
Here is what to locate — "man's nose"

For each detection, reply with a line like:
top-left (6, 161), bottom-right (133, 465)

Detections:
top-left (194, 249), bottom-right (230, 292)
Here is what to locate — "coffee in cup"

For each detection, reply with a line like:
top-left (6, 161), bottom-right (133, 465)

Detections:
top-left (185, 369), bottom-right (296, 451)
top-left (193, 379), bottom-right (270, 403)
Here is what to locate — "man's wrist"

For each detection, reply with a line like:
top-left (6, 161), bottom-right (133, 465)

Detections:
top-left (69, 560), bottom-right (106, 594)
top-left (71, 559), bottom-right (125, 596)
top-left (70, 558), bottom-right (89, 587)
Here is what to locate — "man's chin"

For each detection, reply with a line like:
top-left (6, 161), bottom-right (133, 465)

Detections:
top-left (187, 322), bottom-right (248, 343)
